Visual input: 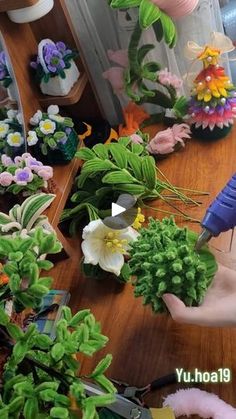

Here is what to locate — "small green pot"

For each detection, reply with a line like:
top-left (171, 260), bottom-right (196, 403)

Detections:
top-left (37, 129), bottom-right (78, 165)
top-left (191, 124), bottom-right (232, 141)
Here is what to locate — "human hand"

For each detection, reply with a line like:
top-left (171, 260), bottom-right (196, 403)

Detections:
top-left (162, 265), bottom-right (236, 327)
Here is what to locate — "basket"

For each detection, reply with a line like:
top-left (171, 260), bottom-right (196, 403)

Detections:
top-left (37, 128), bottom-right (78, 165)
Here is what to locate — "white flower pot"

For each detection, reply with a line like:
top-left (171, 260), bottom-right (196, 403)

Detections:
top-left (40, 60), bottom-right (80, 97)
top-left (7, 0), bottom-right (54, 24)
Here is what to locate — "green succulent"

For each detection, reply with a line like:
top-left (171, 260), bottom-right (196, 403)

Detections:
top-left (0, 306), bottom-right (116, 419)
top-left (128, 217), bottom-right (218, 313)
top-left (0, 227), bottom-right (62, 312)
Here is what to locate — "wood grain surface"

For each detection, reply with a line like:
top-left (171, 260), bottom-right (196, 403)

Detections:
top-left (0, 0), bottom-right (38, 13)
top-left (52, 124), bottom-right (236, 417)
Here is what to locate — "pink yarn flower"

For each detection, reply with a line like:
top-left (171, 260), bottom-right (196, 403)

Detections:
top-left (130, 133), bottom-right (144, 144)
top-left (1, 154), bottom-right (13, 167)
top-left (163, 388), bottom-right (236, 418)
top-left (103, 67), bottom-right (125, 95)
top-left (158, 68), bottom-right (183, 90)
top-left (147, 124), bottom-right (191, 155)
top-left (147, 128), bottom-right (175, 155)
top-left (150, 0), bottom-right (199, 19)
top-left (13, 167), bottom-right (33, 185)
top-left (37, 166), bottom-right (53, 181)
top-left (0, 171), bottom-right (13, 187)
top-left (107, 49), bottom-right (129, 67)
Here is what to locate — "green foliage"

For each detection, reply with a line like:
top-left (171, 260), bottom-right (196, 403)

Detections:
top-left (0, 193), bottom-right (55, 236)
top-left (0, 228), bottom-right (62, 311)
top-left (0, 307), bottom-right (115, 419)
top-left (129, 217), bottom-right (217, 313)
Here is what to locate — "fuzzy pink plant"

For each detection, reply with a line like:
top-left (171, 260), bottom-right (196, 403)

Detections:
top-left (163, 388), bottom-right (236, 418)
top-left (0, 171), bottom-right (13, 187)
top-left (130, 133), bottom-right (144, 144)
top-left (147, 124), bottom-right (191, 155)
top-left (158, 68), bottom-right (183, 91)
top-left (103, 49), bottom-right (128, 95)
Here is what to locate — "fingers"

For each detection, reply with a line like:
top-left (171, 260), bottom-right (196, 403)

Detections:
top-left (162, 293), bottom-right (226, 327)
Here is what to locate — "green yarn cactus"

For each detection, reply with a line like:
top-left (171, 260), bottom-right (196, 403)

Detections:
top-left (129, 217), bottom-right (218, 313)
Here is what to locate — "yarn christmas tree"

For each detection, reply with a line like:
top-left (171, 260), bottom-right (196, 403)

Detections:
top-left (188, 45), bottom-right (236, 140)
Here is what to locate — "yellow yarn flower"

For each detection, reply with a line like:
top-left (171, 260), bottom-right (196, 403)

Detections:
top-left (132, 208), bottom-right (145, 230)
top-left (198, 46), bottom-right (220, 68)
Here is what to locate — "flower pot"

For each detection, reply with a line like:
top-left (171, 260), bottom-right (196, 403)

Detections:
top-left (7, 0), bottom-right (54, 23)
top-left (37, 129), bottom-right (79, 165)
top-left (191, 124), bottom-right (232, 141)
top-left (40, 61), bottom-right (80, 97)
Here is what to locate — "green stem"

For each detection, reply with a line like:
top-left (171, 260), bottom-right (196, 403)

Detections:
top-left (128, 21), bottom-right (142, 74)
top-left (142, 203), bottom-right (200, 223)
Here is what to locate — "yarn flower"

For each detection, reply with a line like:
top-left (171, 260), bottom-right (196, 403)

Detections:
top-left (0, 122), bottom-right (9, 138)
top-left (14, 167), bottom-right (34, 185)
top-left (30, 110), bottom-right (43, 126)
top-left (107, 49), bottom-right (129, 67)
top-left (147, 124), bottom-right (191, 155)
top-left (47, 105), bottom-right (59, 115)
top-left (1, 154), bottom-right (13, 166)
top-left (24, 156), bottom-right (43, 171)
top-left (0, 171), bottom-right (13, 187)
top-left (130, 133), bottom-right (144, 144)
top-left (0, 51), bottom-right (8, 80)
top-left (39, 119), bottom-right (56, 135)
top-left (7, 132), bottom-right (24, 147)
top-left (132, 208), bottom-right (145, 230)
top-left (102, 49), bottom-right (129, 95)
top-left (158, 68), bottom-right (183, 90)
top-left (44, 44), bottom-right (65, 73)
top-left (81, 219), bottom-right (138, 276)
top-left (27, 131), bottom-right (39, 146)
top-left (37, 166), bottom-right (53, 181)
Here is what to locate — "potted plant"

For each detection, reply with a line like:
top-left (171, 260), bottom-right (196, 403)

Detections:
top-left (0, 51), bottom-right (13, 100)
top-left (28, 105), bottom-right (79, 165)
top-left (7, 0), bottom-right (54, 24)
top-left (0, 110), bottom-right (24, 157)
top-left (30, 39), bottom-right (79, 96)
top-left (0, 193), bottom-right (55, 236)
top-left (0, 152), bottom-right (54, 208)
top-left (126, 216), bottom-right (217, 313)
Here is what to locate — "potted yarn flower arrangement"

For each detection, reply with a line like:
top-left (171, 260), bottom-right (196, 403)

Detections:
top-left (30, 39), bottom-right (79, 96)
top-left (0, 110), bottom-right (24, 157)
top-left (186, 32), bottom-right (236, 140)
top-left (28, 105), bottom-right (78, 165)
top-left (0, 51), bottom-right (17, 101)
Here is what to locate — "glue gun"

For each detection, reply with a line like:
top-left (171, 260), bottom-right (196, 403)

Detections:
top-left (195, 173), bottom-right (236, 251)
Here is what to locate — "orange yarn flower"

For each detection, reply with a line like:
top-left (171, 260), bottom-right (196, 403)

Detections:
top-left (119, 102), bottom-right (149, 136)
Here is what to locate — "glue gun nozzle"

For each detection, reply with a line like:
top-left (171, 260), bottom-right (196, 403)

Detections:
top-left (195, 229), bottom-right (213, 252)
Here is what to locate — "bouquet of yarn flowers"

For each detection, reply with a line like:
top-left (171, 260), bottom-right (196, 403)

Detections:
top-left (27, 105), bottom-right (79, 165)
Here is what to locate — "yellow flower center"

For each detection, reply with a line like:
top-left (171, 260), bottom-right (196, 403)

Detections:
top-left (11, 134), bottom-right (21, 144)
top-left (0, 126), bottom-right (5, 132)
top-left (132, 208), bottom-right (145, 230)
top-left (43, 122), bottom-right (53, 130)
top-left (104, 231), bottom-right (127, 254)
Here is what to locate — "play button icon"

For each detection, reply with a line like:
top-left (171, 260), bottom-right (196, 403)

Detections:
top-left (103, 194), bottom-right (138, 230)
top-left (111, 202), bottom-right (126, 217)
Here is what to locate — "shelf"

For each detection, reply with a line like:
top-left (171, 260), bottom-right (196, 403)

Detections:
top-left (0, 0), bottom-right (38, 12)
top-left (38, 72), bottom-right (88, 107)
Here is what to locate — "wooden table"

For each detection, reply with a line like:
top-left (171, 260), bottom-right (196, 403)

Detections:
top-left (51, 124), bottom-right (236, 417)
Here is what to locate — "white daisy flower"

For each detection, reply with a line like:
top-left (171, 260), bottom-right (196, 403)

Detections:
top-left (39, 119), bottom-right (56, 135)
top-left (30, 110), bottom-right (43, 126)
top-left (27, 131), bottom-right (39, 146)
top-left (47, 105), bottom-right (59, 115)
top-left (7, 132), bottom-right (24, 147)
top-left (0, 123), bottom-right (9, 138)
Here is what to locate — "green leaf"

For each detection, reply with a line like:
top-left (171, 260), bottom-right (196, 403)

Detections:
top-left (90, 354), bottom-right (113, 378)
top-left (51, 342), bottom-right (65, 362)
top-left (128, 153), bottom-right (143, 181)
top-left (115, 184), bottom-right (146, 195)
top-left (83, 159), bottom-right (115, 174)
top-left (34, 334), bottom-right (53, 350)
top-left (76, 148), bottom-right (96, 161)
top-left (141, 156), bottom-right (156, 190)
top-left (139, 0), bottom-right (161, 29)
top-left (9, 251), bottom-right (23, 262)
top-left (36, 259), bottom-right (54, 270)
top-left (6, 323), bottom-right (24, 340)
top-left (0, 308), bottom-right (9, 326)
top-left (29, 284), bottom-right (49, 298)
top-left (13, 341), bottom-right (28, 363)
top-left (109, 144), bottom-right (128, 169)
top-left (38, 277), bottom-right (53, 288)
top-left (131, 143), bottom-right (144, 155)
top-left (93, 144), bottom-right (109, 159)
top-left (8, 396), bottom-right (24, 414)
top-left (119, 263), bottom-right (131, 282)
top-left (35, 382), bottom-right (59, 393)
top-left (159, 11), bottom-right (176, 47)
top-left (50, 407), bottom-right (69, 418)
top-left (137, 44), bottom-right (155, 64)
top-left (69, 309), bottom-right (90, 327)
top-left (110, 0), bottom-right (141, 7)
top-left (23, 398), bottom-right (39, 419)
top-left (39, 389), bottom-right (57, 402)
top-left (62, 306), bottom-right (72, 322)
top-left (102, 171), bottom-right (136, 185)
top-left (41, 143), bottom-right (48, 155)
top-left (142, 61), bottom-right (160, 73)
top-left (94, 375), bottom-right (117, 394)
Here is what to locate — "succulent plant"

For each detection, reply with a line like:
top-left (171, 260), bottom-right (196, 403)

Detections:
top-left (128, 217), bottom-right (218, 313)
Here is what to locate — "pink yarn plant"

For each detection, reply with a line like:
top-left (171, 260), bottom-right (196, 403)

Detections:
top-left (147, 124), bottom-right (191, 156)
top-left (103, 49), bottom-right (128, 95)
top-left (164, 388), bottom-right (236, 418)
top-left (151, 0), bottom-right (199, 19)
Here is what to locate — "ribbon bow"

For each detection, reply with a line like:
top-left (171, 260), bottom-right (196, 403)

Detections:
top-left (185, 32), bottom-right (235, 60)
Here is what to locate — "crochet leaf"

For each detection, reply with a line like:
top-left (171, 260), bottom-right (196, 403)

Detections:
top-left (110, 0), bottom-right (141, 7)
top-left (139, 0), bottom-right (161, 29)
top-left (159, 11), bottom-right (177, 48)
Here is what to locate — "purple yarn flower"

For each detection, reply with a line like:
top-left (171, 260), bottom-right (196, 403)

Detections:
top-left (65, 127), bottom-right (72, 135)
top-left (58, 135), bottom-right (68, 145)
top-left (14, 167), bottom-right (33, 185)
top-left (24, 156), bottom-right (43, 172)
top-left (45, 48), bottom-right (65, 73)
top-left (37, 166), bottom-right (53, 181)
top-left (0, 171), bottom-right (13, 187)
top-left (56, 41), bottom-right (72, 56)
